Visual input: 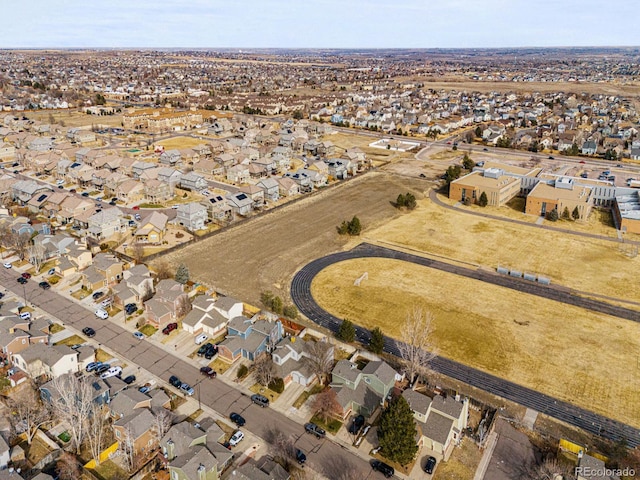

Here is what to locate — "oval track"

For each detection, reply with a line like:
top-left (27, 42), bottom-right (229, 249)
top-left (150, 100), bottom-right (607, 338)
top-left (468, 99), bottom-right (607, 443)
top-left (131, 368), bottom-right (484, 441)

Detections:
top-left (291, 242), bottom-right (640, 448)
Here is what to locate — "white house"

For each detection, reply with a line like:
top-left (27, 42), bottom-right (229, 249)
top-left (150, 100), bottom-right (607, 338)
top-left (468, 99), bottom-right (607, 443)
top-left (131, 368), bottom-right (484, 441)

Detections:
top-left (12, 344), bottom-right (80, 379)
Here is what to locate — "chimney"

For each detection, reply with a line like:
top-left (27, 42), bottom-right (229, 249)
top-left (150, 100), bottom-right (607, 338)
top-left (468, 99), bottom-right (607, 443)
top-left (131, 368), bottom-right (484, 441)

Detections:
top-left (197, 463), bottom-right (206, 480)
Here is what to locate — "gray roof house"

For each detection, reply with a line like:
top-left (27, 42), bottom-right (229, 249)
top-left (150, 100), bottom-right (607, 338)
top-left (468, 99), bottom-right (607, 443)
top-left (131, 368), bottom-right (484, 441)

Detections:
top-left (272, 336), bottom-right (332, 387)
top-left (182, 296), bottom-right (228, 338)
top-left (256, 177), bottom-right (280, 202)
top-left (159, 149), bottom-right (182, 166)
top-left (176, 202), bottom-right (208, 231)
top-left (225, 192), bottom-right (253, 217)
top-left (180, 172), bottom-right (208, 191)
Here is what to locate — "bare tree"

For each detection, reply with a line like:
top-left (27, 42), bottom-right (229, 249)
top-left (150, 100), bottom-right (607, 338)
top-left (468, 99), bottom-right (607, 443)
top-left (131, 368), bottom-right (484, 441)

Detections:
top-left (6, 387), bottom-right (51, 444)
top-left (311, 388), bottom-right (342, 423)
top-left (131, 242), bottom-right (145, 264)
top-left (119, 425), bottom-right (138, 473)
top-left (151, 408), bottom-right (174, 443)
top-left (397, 306), bottom-right (438, 386)
top-left (86, 401), bottom-right (108, 466)
top-left (175, 295), bottom-right (191, 319)
top-left (27, 242), bottom-right (47, 272)
top-left (322, 455), bottom-right (366, 480)
top-left (253, 353), bottom-right (276, 387)
top-left (10, 232), bottom-right (31, 261)
top-left (56, 451), bottom-right (82, 480)
top-left (153, 260), bottom-right (172, 281)
top-left (140, 282), bottom-right (154, 302)
top-left (522, 457), bottom-right (576, 480)
top-left (49, 374), bottom-right (94, 454)
top-left (304, 339), bottom-right (334, 386)
top-left (263, 424), bottom-right (297, 472)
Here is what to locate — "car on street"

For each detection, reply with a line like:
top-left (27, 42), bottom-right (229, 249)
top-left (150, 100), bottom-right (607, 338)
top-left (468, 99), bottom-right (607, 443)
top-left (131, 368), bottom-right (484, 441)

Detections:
top-left (200, 366), bottom-right (217, 378)
top-left (295, 449), bottom-right (307, 465)
top-left (162, 322), bottom-right (178, 335)
top-left (424, 456), bottom-right (437, 474)
top-left (549, 155), bottom-right (555, 159)
top-left (169, 375), bottom-right (182, 388)
top-left (133, 331), bottom-right (144, 340)
top-left (39, 281), bottom-right (51, 290)
top-left (229, 412), bottom-right (245, 427)
top-left (304, 422), bottom-right (326, 438)
top-left (124, 303), bottom-right (138, 315)
top-left (21, 272), bottom-right (31, 279)
top-left (95, 309), bottom-right (109, 319)
top-left (122, 375), bottom-right (136, 385)
top-left (132, 205), bottom-right (140, 210)
top-left (180, 383), bottom-right (194, 396)
top-left (17, 277), bottom-right (27, 284)
top-left (86, 362), bottom-right (103, 372)
top-left (228, 430), bottom-right (244, 447)
top-left (94, 364), bottom-right (110, 374)
top-left (348, 414), bottom-right (365, 435)
top-left (81, 192), bottom-right (89, 197)
top-left (82, 327), bottom-right (96, 337)
top-left (100, 366), bottom-right (122, 379)
top-left (372, 460), bottom-right (395, 478)
top-left (482, 147), bottom-right (488, 151)
top-left (251, 394), bottom-right (269, 408)
top-left (92, 291), bottom-right (105, 301)
top-left (0, 292), bottom-right (4, 299)
top-left (3, 262), bottom-right (12, 268)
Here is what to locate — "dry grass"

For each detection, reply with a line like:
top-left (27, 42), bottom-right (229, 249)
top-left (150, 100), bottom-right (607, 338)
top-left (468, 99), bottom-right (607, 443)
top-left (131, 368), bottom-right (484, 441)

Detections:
top-left (157, 172), bottom-right (427, 305)
top-left (54, 334), bottom-right (84, 346)
top-left (328, 132), bottom-right (415, 164)
top-left (156, 136), bottom-right (208, 150)
top-left (432, 437), bottom-right (482, 480)
top-left (367, 195), bottom-right (640, 303)
top-left (310, 257), bottom-right (640, 427)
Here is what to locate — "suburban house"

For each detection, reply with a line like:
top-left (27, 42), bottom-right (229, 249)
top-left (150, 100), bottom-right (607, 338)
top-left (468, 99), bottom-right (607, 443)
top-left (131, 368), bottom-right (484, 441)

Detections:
top-left (134, 211), bottom-right (168, 244)
top-left (402, 390), bottom-right (469, 460)
top-left (176, 202), bottom-right (208, 231)
top-left (225, 192), bottom-right (253, 217)
top-left (40, 374), bottom-right (111, 406)
top-left (11, 344), bottom-right (81, 380)
top-left (116, 179), bottom-right (146, 204)
top-left (218, 317), bottom-right (283, 363)
top-left (229, 460), bottom-right (290, 480)
top-left (180, 172), bottom-right (208, 191)
top-left (0, 315), bottom-right (50, 358)
top-left (157, 167), bottom-right (183, 188)
top-left (12, 180), bottom-right (53, 204)
top-left (237, 184), bottom-right (265, 207)
top-left (144, 179), bottom-right (174, 203)
top-left (330, 360), bottom-right (399, 419)
top-left (182, 296), bottom-right (229, 339)
top-left (159, 149), bottom-right (182, 167)
top-left (145, 279), bottom-right (189, 326)
top-left (272, 336), bottom-right (332, 387)
top-left (226, 164), bottom-right (250, 184)
top-left (85, 207), bottom-right (126, 242)
top-left (113, 408), bottom-right (157, 460)
top-left (200, 195), bottom-right (233, 224)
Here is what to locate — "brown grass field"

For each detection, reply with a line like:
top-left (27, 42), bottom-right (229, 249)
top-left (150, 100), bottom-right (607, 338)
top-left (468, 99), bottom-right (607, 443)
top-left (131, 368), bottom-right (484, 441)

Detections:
top-left (25, 109), bottom-right (124, 128)
top-left (156, 172), bottom-right (427, 304)
top-left (156, 136), bottom-right (208, 150)
top-left (310, 257), bottom-right (640, 427)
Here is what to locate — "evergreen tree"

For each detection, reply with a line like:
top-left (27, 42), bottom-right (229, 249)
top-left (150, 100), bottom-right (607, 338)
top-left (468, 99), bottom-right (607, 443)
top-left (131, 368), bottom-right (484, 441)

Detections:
top-left (377, 396), bottom-right (419, 466)
top-left (478, 191), bottom-right (488, 207)
top-left (572, 206), bottom-right (580, 221)
top-left (337, 319), bottom-right (356, 343)
top-left (462, 154), bottom-right (475, 170)
top-left (174, 263), bottom-right (189, 284)
top-left (396, 194), bottom-right (406, 208)
top-left (561, 207), bottom-right (571, 220)
top-left (369, 327), bottom-right (385, 354)
top-left (474, 126), bottom-right (482, 138)
top-left (347, 216), bottom-right (362, 235)
top-left (271, 296), bottom-right (284, 315)
top-left (404, 193), bottom-right (417, 210)
top-left (545, 209), bottom-right (559, 222)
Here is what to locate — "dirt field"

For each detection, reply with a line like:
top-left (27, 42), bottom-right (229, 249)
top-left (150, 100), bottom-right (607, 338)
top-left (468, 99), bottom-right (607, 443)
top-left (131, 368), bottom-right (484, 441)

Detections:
top-left (155, 172), bottom-right (427, 304)
top-left (24, 109), bottom-right (124, 128)
top-left (329, 132), bottom-right (416, 165)
top-left (156, 136), bottom-right (209, 150)
top-left (309, 257), bottom-right (640, 426)
top-left (365, 194), bottom-right (640, 304)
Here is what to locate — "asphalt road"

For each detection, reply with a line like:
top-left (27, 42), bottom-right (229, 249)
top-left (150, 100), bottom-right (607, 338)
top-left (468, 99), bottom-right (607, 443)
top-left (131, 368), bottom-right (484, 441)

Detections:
top-left (290, 242), bottom-right (640, 448)
top-left (0, 268), bottom-right (387, 479)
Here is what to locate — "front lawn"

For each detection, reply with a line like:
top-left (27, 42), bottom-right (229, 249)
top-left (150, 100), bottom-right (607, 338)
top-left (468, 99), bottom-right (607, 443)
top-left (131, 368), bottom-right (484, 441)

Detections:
top-left (49, 323), bottom-right (65, 334)
top-left (292, 384), bottom-right (324, 409)
top-left (310, 413), bottom-right (342, 435)
top-left (139, 324), bottom-right (157, 336)
top-left (249, 383), bottom-right (281, 402)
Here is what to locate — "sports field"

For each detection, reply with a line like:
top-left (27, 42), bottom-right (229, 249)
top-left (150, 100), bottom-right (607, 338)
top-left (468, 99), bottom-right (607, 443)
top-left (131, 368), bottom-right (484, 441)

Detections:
top-left (310, 257), bottom-right (640, 427)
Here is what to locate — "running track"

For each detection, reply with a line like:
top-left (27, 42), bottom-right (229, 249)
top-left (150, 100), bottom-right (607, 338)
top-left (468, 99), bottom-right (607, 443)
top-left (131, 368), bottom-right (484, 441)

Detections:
top-left (290, 242), bottom-right (640, 448)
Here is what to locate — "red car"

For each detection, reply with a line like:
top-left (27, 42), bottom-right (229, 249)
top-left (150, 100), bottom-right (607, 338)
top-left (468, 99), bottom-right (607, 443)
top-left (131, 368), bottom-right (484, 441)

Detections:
top-left (162, 322), bottom-right (178, 335)
top-left (132, 205), bottom-right (140, 210)
top-left (21, 272), bottom-right (31, 279)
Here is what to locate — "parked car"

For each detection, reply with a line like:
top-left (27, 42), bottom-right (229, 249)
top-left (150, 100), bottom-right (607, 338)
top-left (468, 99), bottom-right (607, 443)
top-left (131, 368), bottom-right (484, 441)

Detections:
top-left (200, 366), bottom-right (217, 378)
top-left (47, 267), bottom-right (56, 275)
top-left (82, 327), bottom-right (96, 337)
top-left (204, 345), bottom-right (218, 359)
top-left (39, 281), bottom-right (51, 290)
top-left (94, 364), bottom-right (110, 374)
top-left (138, 385), bottom-right (151, 394)
top-left (3, 262), bottom-right (12, 268)
top-left (100, 366), bottom-right (122, 379)
top-left (230, 412), bottom-right (245, 427)
top-left (133, 331), bottom-right (144, 340)
top-left (372, 460), bottom-right (395, 478)
top-left (92, 291), bottom-right (105, 300)
top-left (21, 272), bottom-right (31, 279)
top-left (0, 292), bottom-right (4, 299)
top-left (169, 375), bottom-right (182, 388)
top-left (162, 322), bottom-right (178, 335)
top-left (122, 375), bottom-right (136, 385)
top-left (19, 312), bottom-right (31, 320)
top-left (194, 333), bottom-right (208, 345)
top-left (251, 394), bottom-right (269, 408)
top-left (180, 383), bottom-right (195, 396)
top-left (124, 303), bottom-right (138, 315)
top-left (228, 430), bottom-right (244, 447)
top-left (81, 192), bottom-right (89, 197)
top-left (424, 456), bottom-right (437, 474)
top-left (95, 309), bottom-right (109, 319)
top-left (100, 298), bottom-right (112, 308)
top-left (86, 362), bottom-right (103, 372)
top-left (348, 414), bottom-right (365, 435)
top-left (295, 449), bottom-right (307, 465)
top-left (132, 205), bottom-right (140, 210)
top-left (17, 277), bottom-right (27, 284)
top-left (304, 422), bottom-right (326, 438)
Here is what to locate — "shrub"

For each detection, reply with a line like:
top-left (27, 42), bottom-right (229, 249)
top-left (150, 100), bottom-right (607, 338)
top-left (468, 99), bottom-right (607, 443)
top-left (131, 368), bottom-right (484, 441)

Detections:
top-left (237, 364), bottom-right (249, 379)
top-left (478, 191), bottom-right (488, 207)
top-left (268, 377), bottom-right (285, 393)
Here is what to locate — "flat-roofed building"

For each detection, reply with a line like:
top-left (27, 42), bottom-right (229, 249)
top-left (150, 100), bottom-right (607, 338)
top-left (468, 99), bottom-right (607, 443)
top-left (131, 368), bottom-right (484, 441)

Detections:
top-left (525, 177), bottom-right (593, 219)
top-left (449, 168), bottom-right (521, 206)
top-left (613, 191), bottom-right (640, 234)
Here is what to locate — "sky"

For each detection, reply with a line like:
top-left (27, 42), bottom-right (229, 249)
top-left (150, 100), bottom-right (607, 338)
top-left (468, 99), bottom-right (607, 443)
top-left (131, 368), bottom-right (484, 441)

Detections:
top-left (3, 0), bottom-right (638, 49)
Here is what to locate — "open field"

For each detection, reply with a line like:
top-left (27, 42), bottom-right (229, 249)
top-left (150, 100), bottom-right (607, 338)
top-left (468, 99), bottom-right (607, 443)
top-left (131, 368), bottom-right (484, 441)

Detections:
top-left (310, 257), bottom-right (640, 427)
top-left (366, 194), bottom-right (640, 304)
top-left (328, 132), bottom-right (416, 164)
top-left (24, 109), bottom-right (124, 128)
top-left (156, 136), bottom-right (208, 150)
top-left (155, 172), bottom-right (427, 305)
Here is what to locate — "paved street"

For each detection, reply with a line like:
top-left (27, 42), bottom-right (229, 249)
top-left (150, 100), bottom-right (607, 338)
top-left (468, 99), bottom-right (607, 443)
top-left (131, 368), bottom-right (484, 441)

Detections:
top-left (0, 267), bottom-right (390, 479)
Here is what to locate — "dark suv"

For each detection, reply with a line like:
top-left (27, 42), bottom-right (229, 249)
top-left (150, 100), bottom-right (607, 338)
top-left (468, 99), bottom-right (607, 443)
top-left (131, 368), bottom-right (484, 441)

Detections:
top-left (230, 412), bottom-right (245, 427)
top-left (124, 303), bottom-right (137, 315)
top-left (169, 375), bottom-right (182, 388)
top-left (304, 422), bottom-right (326, 438)
top-left (424, 456), bottom-right (437, 474)
top-left (372, 460), bottom-right (395, 478)
top-left (251, 394), bottom-right (269, 408)
top-left (348, 414), bottom-right (365, 435)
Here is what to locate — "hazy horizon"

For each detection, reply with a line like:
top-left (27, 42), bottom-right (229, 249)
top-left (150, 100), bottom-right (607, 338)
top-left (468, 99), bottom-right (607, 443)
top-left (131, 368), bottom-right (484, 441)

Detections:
top-left (4, 0), bottom-right (639, 49)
